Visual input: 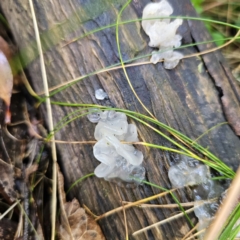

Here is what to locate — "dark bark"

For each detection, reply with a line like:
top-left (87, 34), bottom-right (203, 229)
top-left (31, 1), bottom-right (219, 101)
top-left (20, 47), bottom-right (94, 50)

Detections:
top-left (1, 0), bottom-right (240, 239)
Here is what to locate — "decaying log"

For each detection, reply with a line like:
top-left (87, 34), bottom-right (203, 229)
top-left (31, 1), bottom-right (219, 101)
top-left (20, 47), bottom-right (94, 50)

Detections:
top-left (1, 0), bottom-right (240, 239)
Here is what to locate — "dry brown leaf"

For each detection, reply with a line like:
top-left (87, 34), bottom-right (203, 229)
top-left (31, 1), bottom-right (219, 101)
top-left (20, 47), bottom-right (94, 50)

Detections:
top-left (57, 165), bottom-right (105, 240)
top-left (0, 158), bottom-right (17, 202)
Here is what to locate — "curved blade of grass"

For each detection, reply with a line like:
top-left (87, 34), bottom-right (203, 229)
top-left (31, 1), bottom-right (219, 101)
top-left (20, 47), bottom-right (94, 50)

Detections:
top-left (66, 173), bottom-right (95, 195)
top-left (44, 106), bottom-right (215, 167)
top-left (45, 106), bottom-right (228, 176)
top-left (97, 107), bottom-right (234, 176)
top-left (43, 107), bottom-right (215, 169)
top-left (46, 104), bottom-right (231, 173)
top-left (65, 16), bottom-right (240, 46)
top-left (47, 106), bottom-right (237, 235)
top-left (127, 114), bottom-right (234, 178)
top-left (46, 108), bottom-right (90, 140)
top-left (115, 0), bottom-right (156, 119)
top-left (37, 35), bottom-right (240, 102)
top-left (47, 104), bottom-right (233, 178)
top-left (84, 106), bottom-right (233, 177)
top-left (191, 122), bottom-right (228, 145)
top-left (18, 14), bottom-right (239, 100)
top-left (218, 203), bottom-right (240, 240)
top-left (137, 142), bottom-right (224, 170)
top-left (13, 15), bottom-right (240, 104)
top-left (50, 103), bottom-right (235, 178)
top-left (141, 180), bottom-right (194, 228)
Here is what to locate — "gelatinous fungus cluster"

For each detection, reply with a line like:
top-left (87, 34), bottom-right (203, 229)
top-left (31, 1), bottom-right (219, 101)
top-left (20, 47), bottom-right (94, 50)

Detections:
top-left (87, 110), bottom-right (145, 183)
top-left (141, 0), bottom-right (183, 69)
top-left (168, 156), bottom-right (227, 239)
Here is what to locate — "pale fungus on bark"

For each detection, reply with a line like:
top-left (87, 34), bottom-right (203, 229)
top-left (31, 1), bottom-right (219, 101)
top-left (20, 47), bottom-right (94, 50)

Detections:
top-left (168, 156), bottom-right (226, 239)
top-left (95, 88), bottom-right (108, 100)
top-left (142, 0), bottom-right (184, 69)
top-left (88, 110), bottom-right (145, 184)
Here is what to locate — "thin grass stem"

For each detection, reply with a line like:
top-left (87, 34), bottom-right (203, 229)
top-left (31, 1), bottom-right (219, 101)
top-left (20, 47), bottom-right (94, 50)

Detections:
top-left (28, 1), bottom-right (58, 239)
top-left (0, 199), bottom-right (20, 220)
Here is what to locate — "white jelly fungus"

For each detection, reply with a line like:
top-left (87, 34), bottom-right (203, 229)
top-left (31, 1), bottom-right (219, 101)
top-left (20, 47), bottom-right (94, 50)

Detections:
top-left (95, 88), bottom-right (108, 100)
top-left (168, 157), bottom-right (210, 187)
top-left (142, 0), bottom-right (183, 69)
top-left (168, 156), bottom-right (226, 239)
top-left (87, 110), bottom-right (145, 183)
top-left (87, 109), bottom-right (101, 123)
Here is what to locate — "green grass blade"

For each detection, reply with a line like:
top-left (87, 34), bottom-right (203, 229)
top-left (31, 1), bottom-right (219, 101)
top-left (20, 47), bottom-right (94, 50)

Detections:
top-left (49, 103), bottom-right (235, 179)
top-left (141, 180), bottom-right (194, 228)
top-left (38, 35), bottom-right (240, 102)
top-left (66, 173), bottom-right (95, 195)
top-left (219, 203), bottom-right (240, 240)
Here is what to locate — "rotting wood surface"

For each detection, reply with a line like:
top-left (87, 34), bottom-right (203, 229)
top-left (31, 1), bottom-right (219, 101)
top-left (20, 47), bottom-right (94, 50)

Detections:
top-left (1, 0), bottom-right (240, 239)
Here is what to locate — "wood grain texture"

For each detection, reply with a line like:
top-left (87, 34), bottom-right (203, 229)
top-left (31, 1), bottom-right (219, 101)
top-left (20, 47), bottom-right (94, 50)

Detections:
top-left (1, 0), bottom-right (240, 239)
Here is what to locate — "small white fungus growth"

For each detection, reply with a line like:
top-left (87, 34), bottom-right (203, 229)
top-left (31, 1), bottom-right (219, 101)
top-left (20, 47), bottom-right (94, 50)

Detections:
top-left (95, 88), bottom-right (108, 100)
top-left (142, 0), bottom-right (173, 34)
top-left (88, 110), bottom-right (145, 183)
top-left (104, 134), bottom-right (143, 166)
top-left (87, 109), bottom-right (101, 123)
top-left (194, 201), bottom-right (214, 240)
top-left (147, 19), bottom-right (183, 48)
top-left (151, 50), bottom-right (183, 69)
top-left (168, 156), bottom-right (210, 187)
top-left (142, 0), bottom-right (183, 69)
top-left (168, 155), bottom-right (226, 239)
top-left (193, 179), bottom-right (225, 239)
top-left (122, 124), bottom-right (139, 142)
top-left (94, 111), bottom-right (128, 140)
